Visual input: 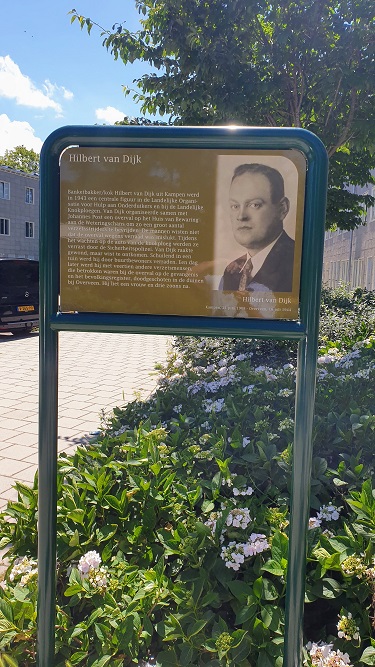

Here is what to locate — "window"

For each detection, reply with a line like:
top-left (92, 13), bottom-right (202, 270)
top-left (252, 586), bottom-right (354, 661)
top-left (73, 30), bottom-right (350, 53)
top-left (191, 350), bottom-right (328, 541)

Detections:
top-left (0, 218), bottom-right (10, 235)
top-left (25, 187), bottom-right (34, 204)
top-left (25, 221), bottom-right (34, 238)
top-left (340, 260), bottom-right (349, 284)
top-left (352, 258), bottom-right (365, 288)
top-left (368, 187), bottom-right (375, 223)
top-left (0, 181), bottom-right (10, 199)
top-left (367, 257), bottom-right (374, 290)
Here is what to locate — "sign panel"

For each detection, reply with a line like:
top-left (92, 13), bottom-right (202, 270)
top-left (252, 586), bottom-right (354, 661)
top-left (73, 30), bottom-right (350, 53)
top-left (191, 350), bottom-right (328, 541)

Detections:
top-left (60, 147), bottom-right (306, 319)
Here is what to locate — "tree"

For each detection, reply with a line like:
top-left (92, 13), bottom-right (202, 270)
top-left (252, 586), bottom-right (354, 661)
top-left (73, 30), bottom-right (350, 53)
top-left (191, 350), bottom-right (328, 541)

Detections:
top-left (70, 1), bottom-right (375, 230)
top-left (115, 115), bottom-right (167, 126)
top-left (0, 145), bottom-right (39, 173)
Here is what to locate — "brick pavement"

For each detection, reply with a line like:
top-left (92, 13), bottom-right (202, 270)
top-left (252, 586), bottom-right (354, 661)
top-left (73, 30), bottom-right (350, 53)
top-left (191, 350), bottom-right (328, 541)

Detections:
top-left (0, 331), bottom-right (171, 510)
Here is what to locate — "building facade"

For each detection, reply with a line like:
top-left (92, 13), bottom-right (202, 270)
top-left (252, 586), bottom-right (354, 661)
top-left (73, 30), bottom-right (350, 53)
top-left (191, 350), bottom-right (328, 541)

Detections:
top-left (0, 165), bottom-right (39, 260)
top-left (323, 182), bottom-right (375, 290)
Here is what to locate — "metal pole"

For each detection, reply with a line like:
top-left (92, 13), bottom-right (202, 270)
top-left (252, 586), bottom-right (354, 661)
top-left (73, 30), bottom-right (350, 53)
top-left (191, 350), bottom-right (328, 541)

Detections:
top-left (37, 322), bottom-right (58, 666)
top-left (283, 135), bottom-right (327, 666)
top-left (283, 334), bottom-right (319, 666)
top-left (37, 136), bottom-right (60, 667)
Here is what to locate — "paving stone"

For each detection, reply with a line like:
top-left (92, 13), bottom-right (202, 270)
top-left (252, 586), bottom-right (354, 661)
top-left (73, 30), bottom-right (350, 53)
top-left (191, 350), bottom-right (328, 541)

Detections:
top-left (0, 445), bottom-right (36, 461)
top-left (17, 466), bottom-right (38, 483)
top-left (0, 459), bottom-right (32, 476)
top-left (0, 332), bottom-right (170, 493)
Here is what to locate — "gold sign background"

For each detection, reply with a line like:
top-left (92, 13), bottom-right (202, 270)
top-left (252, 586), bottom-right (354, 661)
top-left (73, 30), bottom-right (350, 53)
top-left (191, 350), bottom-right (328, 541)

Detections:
top-left (60, 147), bottom-right (306, 319)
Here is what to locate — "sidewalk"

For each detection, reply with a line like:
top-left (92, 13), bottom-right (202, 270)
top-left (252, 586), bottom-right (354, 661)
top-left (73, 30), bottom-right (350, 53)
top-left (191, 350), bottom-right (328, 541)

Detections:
top-left (0, 331), bottom-right (171, 510)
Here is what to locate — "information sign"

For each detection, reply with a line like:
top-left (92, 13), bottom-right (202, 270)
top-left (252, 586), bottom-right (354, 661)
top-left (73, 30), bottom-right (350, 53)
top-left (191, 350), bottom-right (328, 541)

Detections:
top-left (60, 147), bottom-right (306, 319)
top-left (38, 126), bottom-right (328, 667)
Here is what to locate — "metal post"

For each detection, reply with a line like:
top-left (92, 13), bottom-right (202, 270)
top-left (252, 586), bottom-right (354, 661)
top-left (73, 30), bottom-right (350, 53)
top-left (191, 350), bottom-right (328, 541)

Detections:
top-left (37, 325), bottom-right (58, 666)
top-left (37, 135), bottom-right (61, 666)
top-left (283, 136), bottom-right (327, 665)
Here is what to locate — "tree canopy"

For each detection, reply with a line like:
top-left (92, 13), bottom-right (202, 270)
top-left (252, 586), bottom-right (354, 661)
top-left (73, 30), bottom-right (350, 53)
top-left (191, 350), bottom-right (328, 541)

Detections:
top-left (71, 0), bottom-right (375, 229)
top-left (0, 145), bottom-right (39, 173)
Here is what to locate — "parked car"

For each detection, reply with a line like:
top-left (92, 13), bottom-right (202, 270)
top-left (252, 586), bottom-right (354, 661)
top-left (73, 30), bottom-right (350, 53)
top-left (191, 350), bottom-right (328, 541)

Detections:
top-left (0, 259), bottom-right (39, 335)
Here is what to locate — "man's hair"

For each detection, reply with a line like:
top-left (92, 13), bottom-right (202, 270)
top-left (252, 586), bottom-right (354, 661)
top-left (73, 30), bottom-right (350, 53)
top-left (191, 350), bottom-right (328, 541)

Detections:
top-left (231, 163), bottom-right (285, 203)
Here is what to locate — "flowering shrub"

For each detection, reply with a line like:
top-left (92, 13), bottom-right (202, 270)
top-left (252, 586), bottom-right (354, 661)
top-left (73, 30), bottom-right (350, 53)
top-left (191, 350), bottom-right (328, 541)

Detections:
top-left (0, 288), bottom-right (374, 665)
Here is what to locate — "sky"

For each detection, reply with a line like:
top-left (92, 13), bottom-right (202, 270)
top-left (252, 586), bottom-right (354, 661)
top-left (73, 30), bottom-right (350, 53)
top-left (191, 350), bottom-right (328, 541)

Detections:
top-left (0, 1), bottom-right (154, 155)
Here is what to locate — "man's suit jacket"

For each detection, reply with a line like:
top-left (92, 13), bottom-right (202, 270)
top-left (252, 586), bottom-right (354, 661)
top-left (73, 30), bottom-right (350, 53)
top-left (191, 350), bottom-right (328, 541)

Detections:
top-left (221, 231), bottom-right (295, 292)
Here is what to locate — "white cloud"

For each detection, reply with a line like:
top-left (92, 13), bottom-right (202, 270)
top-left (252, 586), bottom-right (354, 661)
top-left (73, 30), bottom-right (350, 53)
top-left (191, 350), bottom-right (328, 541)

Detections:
top-left (95, 106), bottom-right (124, 124)
top-left (0, 56), bottom-right (73, 113)
top-left (62, 87), bottom-right (74, 101)
top-left (0, 114), bottom-right (43, 154)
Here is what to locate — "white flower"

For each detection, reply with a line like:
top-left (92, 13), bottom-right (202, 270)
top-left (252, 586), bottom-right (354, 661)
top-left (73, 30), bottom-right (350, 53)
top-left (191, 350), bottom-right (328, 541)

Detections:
top-left (88, 566), bottom-right (108, 591)
top-left (242, 437), bottom-right (251, 447)
top-left (226, 507), bottom-right (252, 529)
top-left (233, 486), bottom-right (253, 497)
top-left (221, 534), bottom-right (270, 570)
top-left (308, 517), bottom-right (322, 530)
top-left (337, 612), bottom-right (360, 642)
top-left (278, 388), bottom-right (293, 397)
top-left (78, 550), bottom-right (101, 575)
top-left (203, 398), bottom-right (225, 413)
top-left (9, 556), bottom-right (38, 584)
top-left (283, 363), bottom-right (295, 371)
top-left (305, 640), bottom-right (353, 666)
top-left (317, 504), bottom-right (341, 522)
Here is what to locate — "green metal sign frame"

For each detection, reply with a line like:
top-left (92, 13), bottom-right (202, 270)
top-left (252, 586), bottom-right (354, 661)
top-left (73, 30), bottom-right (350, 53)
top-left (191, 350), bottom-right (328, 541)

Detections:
top-left (38, 125), bottom-right (328, 666)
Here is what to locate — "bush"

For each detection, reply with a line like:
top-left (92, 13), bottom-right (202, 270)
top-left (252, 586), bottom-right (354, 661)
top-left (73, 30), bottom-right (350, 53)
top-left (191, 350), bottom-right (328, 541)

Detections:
top-left (0, 290), bottom-right (374, 666)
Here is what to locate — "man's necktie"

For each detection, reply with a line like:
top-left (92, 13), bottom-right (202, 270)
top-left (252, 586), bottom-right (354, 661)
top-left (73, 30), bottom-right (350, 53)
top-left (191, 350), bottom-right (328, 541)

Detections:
top-left (238, 258), bottom-right (253, 291)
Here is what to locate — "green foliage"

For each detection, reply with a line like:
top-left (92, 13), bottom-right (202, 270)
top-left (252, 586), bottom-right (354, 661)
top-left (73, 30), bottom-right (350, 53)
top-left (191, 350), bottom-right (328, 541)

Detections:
top-left (69, 1), bottom-right (375, 230)
top-left (0, 290), bottom-right (374, 665)
top-left (320, 286), bottom-right (375, 350)
top-left (0, 146), bottom-right (39, 173)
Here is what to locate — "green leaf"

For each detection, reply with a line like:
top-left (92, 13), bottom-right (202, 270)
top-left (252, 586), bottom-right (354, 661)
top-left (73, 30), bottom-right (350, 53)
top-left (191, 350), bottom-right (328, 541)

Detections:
top-left (64, 582), bottom-right (84, 597)
top-left (67, 508), bottom-right (86, 525)
top-left (0, 654), bottom-right (18, 667)
top-left (257, 649), bottom-right (275, 667)
top-left (89, 657), bottom-right (113, 667)
top-left (312, 577), bottom-right (342, 599)
top-left (261, 559), bottom-right (285, 576)
top-left (186, 619), bottom-right (208, 638)
top-left (180, 644), bottom-right (194, 666)
top-left (156, 649), bottom-right (179, 666)
top-left (261, 578), bottom-right (279, 601)
top-left (0, 600), bottom-right (13, 624)
top-left (69, 529), bottom-right (80, 547)
top-left (261, 605), bottom-right (283, 632)
top-left (104, 495), bottom-right (120, 511)
top-left (235, 604), bottom-right (257, 625)
top-left (360, 647), bottom-right (375, 665)
top-left (151, 462), bottom-right (162, 476)
top-left (312, 457), bottom-right (328, 477)
top-left (69, 651), bottom-right (89, 665)
top-left (227, 581), bottom-right (254, 602)
top-left (95, 524), bottom-right (117, 543)
top-left (253, 577), bottom-right (263, 600)
top-left (271, 531), bottom-right (289, 564)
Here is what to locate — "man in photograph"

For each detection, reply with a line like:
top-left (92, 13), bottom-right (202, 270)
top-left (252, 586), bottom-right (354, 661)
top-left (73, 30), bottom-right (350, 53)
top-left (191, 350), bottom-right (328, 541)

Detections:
top-left (220, 163), bottom-right (294, 292)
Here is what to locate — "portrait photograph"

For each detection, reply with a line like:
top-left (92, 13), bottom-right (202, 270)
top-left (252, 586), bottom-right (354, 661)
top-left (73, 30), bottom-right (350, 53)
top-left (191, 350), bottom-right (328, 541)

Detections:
top-left (212, 153), bottom-right (302, 295)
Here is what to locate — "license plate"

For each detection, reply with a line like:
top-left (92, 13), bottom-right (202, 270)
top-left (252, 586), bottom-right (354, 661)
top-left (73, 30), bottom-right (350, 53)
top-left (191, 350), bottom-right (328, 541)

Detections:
top-left (17, 305), bottom-right (35, 312)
